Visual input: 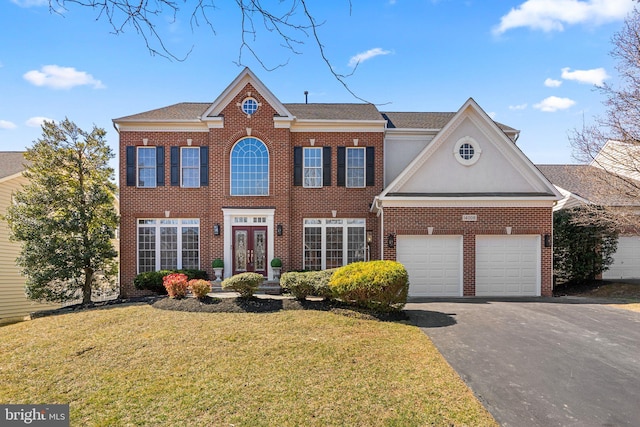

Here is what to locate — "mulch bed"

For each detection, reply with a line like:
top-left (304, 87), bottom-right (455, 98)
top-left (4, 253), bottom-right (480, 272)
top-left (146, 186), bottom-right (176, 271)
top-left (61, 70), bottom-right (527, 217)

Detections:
top-left (152, 295), bottom-right (409, 322)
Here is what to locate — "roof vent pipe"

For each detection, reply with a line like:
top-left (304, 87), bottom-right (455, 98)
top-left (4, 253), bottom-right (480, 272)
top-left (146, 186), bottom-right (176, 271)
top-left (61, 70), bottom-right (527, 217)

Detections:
top-left (304, 91), bottom-right (309, 104)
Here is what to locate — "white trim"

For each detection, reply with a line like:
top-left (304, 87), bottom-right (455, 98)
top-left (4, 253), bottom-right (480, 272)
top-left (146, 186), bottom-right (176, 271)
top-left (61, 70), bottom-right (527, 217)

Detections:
top-left (454, 136), bottom-right (481, 166)
top-left (302, 218), bottom-right (367, 270)
top-left (346, 147), bottom-right (366, 188)
top-left (136, 218), bottom-right (201, 273)
top-left (378, 198), bottom-right (557, 208)
top-left (0, 171), bottom-right (25, 185)
top-left (180, 146), bottom-right (200, 188)
top-left (229, 137), bottom-right (270, 196)
top-left (116, 124), bottom-right (209, 132)
top-left (222, 208), bottom-right (275, 280)
top-left (303, 147), bottom-right (323, 188)
top-left (136, 146), bottom-right (157, 188)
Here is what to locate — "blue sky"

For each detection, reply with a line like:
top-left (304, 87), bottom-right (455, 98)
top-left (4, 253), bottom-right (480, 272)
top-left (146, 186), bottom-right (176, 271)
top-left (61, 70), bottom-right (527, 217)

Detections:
top-left (0, 0), bottom-right (636, 171)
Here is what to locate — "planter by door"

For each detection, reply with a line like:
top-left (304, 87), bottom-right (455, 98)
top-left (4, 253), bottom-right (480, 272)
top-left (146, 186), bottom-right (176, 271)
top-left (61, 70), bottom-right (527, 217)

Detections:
top-left (233, 226), bottom-right (267, 276)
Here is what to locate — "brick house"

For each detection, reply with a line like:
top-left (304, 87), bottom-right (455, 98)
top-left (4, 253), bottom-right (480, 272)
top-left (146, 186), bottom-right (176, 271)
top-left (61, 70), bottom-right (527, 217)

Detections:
top-left (114, 68), bottom-right (561, 298)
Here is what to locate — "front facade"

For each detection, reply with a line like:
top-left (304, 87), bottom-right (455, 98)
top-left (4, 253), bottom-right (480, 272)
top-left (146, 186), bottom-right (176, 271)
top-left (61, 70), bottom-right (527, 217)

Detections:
top-left (115, 68), bottom-right (560, 298)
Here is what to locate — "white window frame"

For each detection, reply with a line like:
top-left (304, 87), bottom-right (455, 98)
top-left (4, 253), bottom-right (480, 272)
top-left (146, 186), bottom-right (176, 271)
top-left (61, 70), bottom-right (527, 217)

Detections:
top-left (180, 147), bottom-right (200, 188)
top-left (137, 147), bottom-right (156, 188)
top-left (136, 218), bottom-right (200, 273)
top-left (303, 218), bottom-right (366, 270)
top-left (346, 147), bottom-right (365, 188)
top-left (453, 136), bottom-right (482, 166)
top-left (303, 147), bottom-right (323, 188)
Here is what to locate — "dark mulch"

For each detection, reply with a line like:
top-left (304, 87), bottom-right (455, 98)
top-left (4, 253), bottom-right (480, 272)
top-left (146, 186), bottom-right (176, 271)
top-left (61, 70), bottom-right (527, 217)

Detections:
top-left (152, 295), bottom-right (409, 322)
top-left (553, 279), bottom-right (640, 299)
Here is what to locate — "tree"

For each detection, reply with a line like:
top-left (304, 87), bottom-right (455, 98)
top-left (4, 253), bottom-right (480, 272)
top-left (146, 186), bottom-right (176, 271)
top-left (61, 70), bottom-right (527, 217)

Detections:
top-left (49, 0), bottom-right (365, 100)
top-left (5, 119), bottom-right (119, 305)
top-left (553, 207), bottom-right (618, 283)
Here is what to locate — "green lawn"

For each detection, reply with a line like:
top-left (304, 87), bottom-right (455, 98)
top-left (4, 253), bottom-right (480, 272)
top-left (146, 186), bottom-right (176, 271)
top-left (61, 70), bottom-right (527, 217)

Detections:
top-left (0, 304), bottom-right (497, 426)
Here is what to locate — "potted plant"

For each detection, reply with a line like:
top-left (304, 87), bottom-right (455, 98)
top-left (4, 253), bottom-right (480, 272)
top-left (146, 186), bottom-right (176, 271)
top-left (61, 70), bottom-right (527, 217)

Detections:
top-left (270, 257), bottom-right (282, 280)
top-left (212, 258), bottom-right (224, 281)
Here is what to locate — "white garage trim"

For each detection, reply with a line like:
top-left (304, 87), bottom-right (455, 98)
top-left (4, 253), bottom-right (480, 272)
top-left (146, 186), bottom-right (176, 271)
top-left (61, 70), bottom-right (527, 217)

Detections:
top-left (397, 235), bottom-right (463, 297)
top-left (603, 236), bottom-right (640, 280)
top-left (476, 235), bottom-right (541, 297)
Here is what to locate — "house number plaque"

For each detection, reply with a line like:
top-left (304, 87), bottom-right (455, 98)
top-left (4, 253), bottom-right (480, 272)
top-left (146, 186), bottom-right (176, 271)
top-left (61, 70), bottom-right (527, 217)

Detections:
top-left (462, 214), bottom-right (477, 222)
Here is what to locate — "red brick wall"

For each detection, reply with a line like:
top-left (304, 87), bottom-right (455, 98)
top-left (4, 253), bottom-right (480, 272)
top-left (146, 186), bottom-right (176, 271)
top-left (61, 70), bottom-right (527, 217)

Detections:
top-left (382, 206), bottom-right (554, 296)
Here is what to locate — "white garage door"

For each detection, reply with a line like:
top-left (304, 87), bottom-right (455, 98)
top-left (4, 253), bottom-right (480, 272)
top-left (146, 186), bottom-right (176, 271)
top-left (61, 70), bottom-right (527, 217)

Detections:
top-left (476, 235), bottom-right (540, 296)
top-left (397, 235), bottom-right (462, 297)
top-left (603, 236), bottom-right (640, 279)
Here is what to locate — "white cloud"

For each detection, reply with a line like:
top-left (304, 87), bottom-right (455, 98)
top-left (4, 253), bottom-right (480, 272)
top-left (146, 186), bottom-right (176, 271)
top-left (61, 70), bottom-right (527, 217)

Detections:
top-left (493, 0), bottom-right (635, 35)
top-left (26, 117), bottom-right (53, 128)
top-left (534, 96), bottom-right (576, 112)
top-left (509, 103), bottom-right (528, 110)
top-left (544, 78), bottom-right (562, 87)
top-left (487, 111), bottom-right (497, 119)
top-left (348, 48), bottom-right (392, 67)
top-left (23, 65), bottom-right (105, 89)
top-left (10, 0), bottom-right (48, 6)
top-left (561, 67), bottom-right (609, 85)
top-left (0, 120), bottom-right (17, 130)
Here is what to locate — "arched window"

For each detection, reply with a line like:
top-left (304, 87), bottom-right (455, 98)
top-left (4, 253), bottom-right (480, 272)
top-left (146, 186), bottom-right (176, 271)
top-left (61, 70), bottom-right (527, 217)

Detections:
top-left (230, 137), bottom-right (269, 195)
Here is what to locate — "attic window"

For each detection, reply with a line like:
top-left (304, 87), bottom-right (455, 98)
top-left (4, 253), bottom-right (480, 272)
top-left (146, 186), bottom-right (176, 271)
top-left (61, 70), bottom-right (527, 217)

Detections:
top-left (454, 136), bottom-right (481, 166)
top-left (242, 98), bottom-right (258, 115)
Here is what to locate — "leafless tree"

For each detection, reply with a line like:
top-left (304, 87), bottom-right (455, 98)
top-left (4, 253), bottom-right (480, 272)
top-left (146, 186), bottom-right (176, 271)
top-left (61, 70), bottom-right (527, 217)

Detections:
top-left (50, 0), bottom-right (368, 100)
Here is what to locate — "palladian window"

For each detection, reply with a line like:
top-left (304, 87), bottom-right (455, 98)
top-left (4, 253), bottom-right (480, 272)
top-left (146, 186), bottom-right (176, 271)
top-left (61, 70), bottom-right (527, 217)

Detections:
top-left (230, 137), bottom-right (269, 196)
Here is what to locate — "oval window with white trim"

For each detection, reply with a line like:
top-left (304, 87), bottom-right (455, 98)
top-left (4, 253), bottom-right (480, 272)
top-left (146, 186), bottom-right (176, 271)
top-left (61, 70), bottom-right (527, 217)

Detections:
top-left (241, 98), bottom-right (259, 115)
top-left (454, 136), bottom-right (481, 166)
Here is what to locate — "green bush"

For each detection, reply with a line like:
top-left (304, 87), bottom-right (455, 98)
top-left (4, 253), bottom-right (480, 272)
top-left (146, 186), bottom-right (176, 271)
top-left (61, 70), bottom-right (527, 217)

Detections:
top-left (221, 272), bottom-right (264, 298)
top-left (134, 269), bottom-right (208, 294)
top-left (281, 269), bottom-right (336, 300)
top-left (329, 261), bottom-right (409, 312)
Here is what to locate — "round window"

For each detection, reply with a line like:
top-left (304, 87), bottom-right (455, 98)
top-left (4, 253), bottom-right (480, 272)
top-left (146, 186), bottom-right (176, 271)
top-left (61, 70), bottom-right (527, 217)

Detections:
top-left (454, 136), bottom-right (481, 166)
top-left (242, 98), bottom-right (258, 115)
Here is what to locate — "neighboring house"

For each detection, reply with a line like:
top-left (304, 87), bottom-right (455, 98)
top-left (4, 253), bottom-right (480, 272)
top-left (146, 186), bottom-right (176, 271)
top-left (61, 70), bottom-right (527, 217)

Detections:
top-left (114, 68), bottom-right (561, 298)
top-left (538, 164), bottom-right (640, 280)
top-left (0, 152), bottom-right (58, 323)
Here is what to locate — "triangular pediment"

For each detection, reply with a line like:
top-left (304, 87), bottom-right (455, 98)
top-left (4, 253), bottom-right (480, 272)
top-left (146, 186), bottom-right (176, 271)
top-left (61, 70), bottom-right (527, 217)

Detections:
top-left (201, 67), bottom-right (292, 119)
top-left (380, 98), bottom-right (561, 200)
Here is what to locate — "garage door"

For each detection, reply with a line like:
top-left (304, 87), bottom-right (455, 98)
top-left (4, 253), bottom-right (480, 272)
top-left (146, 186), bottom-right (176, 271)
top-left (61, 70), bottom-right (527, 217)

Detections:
top-left (397, 235), bottom-right (462, 297)
top-left (476, 235), bottom-right (540, 296)
top-left (603, 236), bottom-right (640, 279)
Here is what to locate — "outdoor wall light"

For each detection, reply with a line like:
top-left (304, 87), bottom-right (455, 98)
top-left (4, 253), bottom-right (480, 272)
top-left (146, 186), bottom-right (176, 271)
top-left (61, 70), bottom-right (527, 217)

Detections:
top-left (213, 224), bottom-right (221, 236)
top-left (544, 234), bottom-right (551, 247)
top-left (387, 233), bottom-right (395, 248)
top-left (277, 224), bottom-right (283, 236)
top-left (366, 230), bottom-right (373, 245)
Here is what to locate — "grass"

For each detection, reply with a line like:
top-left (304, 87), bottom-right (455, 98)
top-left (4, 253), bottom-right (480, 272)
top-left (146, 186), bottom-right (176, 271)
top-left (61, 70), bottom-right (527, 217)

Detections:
top-left (0, 304), bottom-right (497, 427)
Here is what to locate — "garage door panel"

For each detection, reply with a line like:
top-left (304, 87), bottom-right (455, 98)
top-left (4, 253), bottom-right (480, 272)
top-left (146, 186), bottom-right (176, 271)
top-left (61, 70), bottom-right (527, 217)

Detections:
top-left (603, 236), bottom-right (640, 279)
top-left (397, 235), bottom-right (462, 297)
top-left (476, 235), bottom-right (540, 297)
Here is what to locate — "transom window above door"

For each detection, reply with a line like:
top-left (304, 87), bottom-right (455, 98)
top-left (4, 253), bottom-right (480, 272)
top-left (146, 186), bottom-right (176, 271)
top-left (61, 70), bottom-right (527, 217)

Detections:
top-left (230, 137), bottom-right (269, 196)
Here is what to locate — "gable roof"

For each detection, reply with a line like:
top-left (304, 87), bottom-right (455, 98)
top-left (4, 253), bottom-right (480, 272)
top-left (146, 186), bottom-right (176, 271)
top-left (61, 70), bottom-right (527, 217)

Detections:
top-left (375, 98), bottom-right (561, 205)
top-left (381, 112), bottom-right (517, 135)
top-left (113, 103), bottom-right (209, 122)
top-left (537, 164), bottom-right (640, 207)
top-left (0, 152), bottom-right (28, 181)
top-left (285, 103), bottom-right (382, 121)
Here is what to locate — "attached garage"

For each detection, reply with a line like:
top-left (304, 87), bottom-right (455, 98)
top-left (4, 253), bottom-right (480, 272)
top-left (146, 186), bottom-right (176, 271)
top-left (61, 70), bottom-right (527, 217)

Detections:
top-left (397, 235), bottom-right (463, 297)
top-left (603, 236), bottom-right (640, 280)
top-left (476, 235), bottom-right (540, 296)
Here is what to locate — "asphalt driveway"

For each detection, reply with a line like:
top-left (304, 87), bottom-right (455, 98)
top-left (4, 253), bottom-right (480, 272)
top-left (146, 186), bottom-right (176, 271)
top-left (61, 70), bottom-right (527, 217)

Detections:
top-left (405, 298), bottom-right (640, 427)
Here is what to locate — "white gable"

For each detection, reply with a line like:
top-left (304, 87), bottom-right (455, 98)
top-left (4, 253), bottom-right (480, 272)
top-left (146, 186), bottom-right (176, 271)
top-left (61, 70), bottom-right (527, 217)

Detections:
top-left (591, 140), bottom-right (640, 181)
top-left (378, 98), bottom-right (561, 203)
top-left (201, 67), bottom-right (292, 119)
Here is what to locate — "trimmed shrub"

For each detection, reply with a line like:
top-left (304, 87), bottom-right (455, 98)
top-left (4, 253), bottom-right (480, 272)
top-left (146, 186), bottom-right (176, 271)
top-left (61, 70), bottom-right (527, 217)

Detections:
top-left (329, 261), bottom-right (409, 311)
top-left (270, 257), bottom-right (282, 268)
top-left (189, 279), bottom-right (212, 299)
top-left (163, 273), bottom-right (189, 298)
top-left (221, 272), bottom-right (264, 298)
top-left (212, 259), bottom-right (224, 269)
top-left (281, 269), bottom-right (336, 300)
top-left (134, 269), bottom-right (208, 294)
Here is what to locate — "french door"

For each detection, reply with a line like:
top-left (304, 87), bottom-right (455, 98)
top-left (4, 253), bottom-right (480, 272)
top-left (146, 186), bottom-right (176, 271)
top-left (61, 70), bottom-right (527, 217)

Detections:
top-left (233, 226), bottom-right (268, 276)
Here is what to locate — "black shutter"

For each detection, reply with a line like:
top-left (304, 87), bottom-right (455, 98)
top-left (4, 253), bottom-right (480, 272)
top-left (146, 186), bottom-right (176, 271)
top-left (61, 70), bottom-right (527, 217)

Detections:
top-left (323, 147), bottom-right (332, 186)
top-left (337, 147), bottom-right (346, 187)
top-left (293, 146), bottom-right (302, 186)
top-left (366, 146), bottom-right (375, 187)
top-left (170, 147), bottom-right (179, 186)
top-left (200, 146), bottom-right (209, 186)
top-left (126, 146), bottom-right (136, 186)
top-left (156, 147), bottom-right (165, 186)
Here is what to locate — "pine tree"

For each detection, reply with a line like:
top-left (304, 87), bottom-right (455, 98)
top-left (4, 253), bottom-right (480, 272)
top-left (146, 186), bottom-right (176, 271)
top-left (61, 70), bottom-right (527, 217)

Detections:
top-left (5, 119), bottom-right (119, 304)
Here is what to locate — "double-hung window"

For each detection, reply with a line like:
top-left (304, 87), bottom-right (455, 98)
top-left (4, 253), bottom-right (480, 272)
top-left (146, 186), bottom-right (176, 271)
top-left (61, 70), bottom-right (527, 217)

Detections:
top-left (137, 147), bottom-right (157, 188)
top-left (137, 219), bottom-right (200, 273)
top-left (303, 219), bottom-right (366, 270)
top-left (346, 147), bottom-right (365, 188)
top-left (303, 147), bottom-right (322, 188)
top-left (181, 147), bottom-right (200, 187)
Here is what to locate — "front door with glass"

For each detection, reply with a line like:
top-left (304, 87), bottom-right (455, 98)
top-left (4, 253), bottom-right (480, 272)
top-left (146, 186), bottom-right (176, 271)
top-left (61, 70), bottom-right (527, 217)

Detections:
top-left (232, 226), bottom-right (267, 276)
